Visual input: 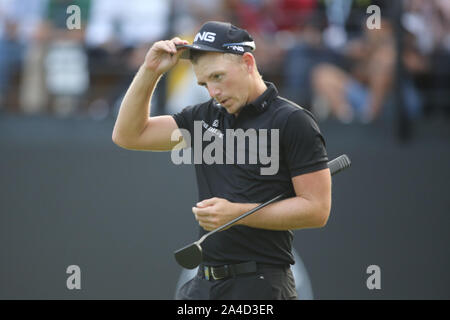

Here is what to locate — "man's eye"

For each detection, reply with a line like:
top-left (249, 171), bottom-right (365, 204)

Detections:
top-left (214, 74), bottom-right (223, 80)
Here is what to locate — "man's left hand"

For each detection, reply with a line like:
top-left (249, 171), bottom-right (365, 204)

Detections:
top-left (192, 197), bottom-right (243, 231)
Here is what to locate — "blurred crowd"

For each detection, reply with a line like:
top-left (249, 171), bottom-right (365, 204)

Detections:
top-left (0, 0), bottom-right (449, 124)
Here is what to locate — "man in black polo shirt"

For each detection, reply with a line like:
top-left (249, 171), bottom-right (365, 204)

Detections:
top-left (112, 21), bottom-right (331, 300)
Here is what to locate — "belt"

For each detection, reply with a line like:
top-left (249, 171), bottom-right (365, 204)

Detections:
top-left (200, 261), bottom-right (259, 281)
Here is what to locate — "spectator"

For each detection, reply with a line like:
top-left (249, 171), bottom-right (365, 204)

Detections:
top-left (0, 0), bottom-right (48, 111)
top-left (281, 0), bottom-right (374, 112)
top-left (85, 0), bottom-right (170, 118)
top-left (311, 18), bottom-right (423, 123)
top-left (281, 10), bottom-right (336, 109)
top-left (19, 0), bottom-right (90, 116)
top-left (223, 0), bottom-right (316, 87)
top-left (402, 0), bottom-right (450, 116)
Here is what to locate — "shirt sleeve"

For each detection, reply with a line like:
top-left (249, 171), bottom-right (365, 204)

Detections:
top-left (281, 109), bottom-right (329, 177)
top-left (172, 105), bottom-right (198, 148)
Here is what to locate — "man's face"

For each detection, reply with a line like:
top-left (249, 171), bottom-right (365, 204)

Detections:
top-left (193, 52), bottom-right (250, 116)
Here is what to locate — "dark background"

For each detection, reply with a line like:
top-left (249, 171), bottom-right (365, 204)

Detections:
top-left (1, 114), bottom-right (449, 299)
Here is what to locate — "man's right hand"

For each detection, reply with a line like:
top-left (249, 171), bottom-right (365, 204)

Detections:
top-left (112, 37), bottom-right (189, 152)
top-left (143, 37), bottom-right (189, 75)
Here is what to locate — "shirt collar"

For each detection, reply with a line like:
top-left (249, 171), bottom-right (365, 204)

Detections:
top-left (246, 81), bottom-right (278, 113)
top-left (216, 81), bottom-right (278, 115)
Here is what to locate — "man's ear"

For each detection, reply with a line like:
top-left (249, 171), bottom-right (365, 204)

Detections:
top-left (242, 52), bottom-right (255, 73)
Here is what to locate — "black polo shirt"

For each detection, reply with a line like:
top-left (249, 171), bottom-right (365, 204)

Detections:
top-left (172, 82), bottom-right (328, 266)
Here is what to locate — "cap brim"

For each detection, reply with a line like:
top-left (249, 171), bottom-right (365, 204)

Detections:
top-left (176, 43), bottom-right (226, 60)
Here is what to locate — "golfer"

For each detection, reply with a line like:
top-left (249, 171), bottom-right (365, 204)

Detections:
top-left (112, 21), bottom-right (331, 300)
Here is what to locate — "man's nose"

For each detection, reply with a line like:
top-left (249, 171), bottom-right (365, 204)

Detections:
top-left (208, 85), bottom-right (221, 99)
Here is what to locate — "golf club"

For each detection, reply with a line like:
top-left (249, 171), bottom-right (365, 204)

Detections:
top-left (174, 154), bottom-right (351, 269)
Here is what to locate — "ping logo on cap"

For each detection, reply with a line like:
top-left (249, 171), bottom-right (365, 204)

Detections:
top-left (194, 31), bottom-right (216, 43)
top-left (225, 45), bottom-right (244, 52)
top-left (178, 21), bottom-right (256, 60)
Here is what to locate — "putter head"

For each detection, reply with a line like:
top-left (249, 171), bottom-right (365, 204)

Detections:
top-left (174, 242), bottom-right (203, 269)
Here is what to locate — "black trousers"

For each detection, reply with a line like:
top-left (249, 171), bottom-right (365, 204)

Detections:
top-left (176, 264), bottom-right (298, 300)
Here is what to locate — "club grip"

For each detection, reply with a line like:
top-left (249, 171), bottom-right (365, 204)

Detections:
top-left (328, 154), bottom-right (351, 176)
